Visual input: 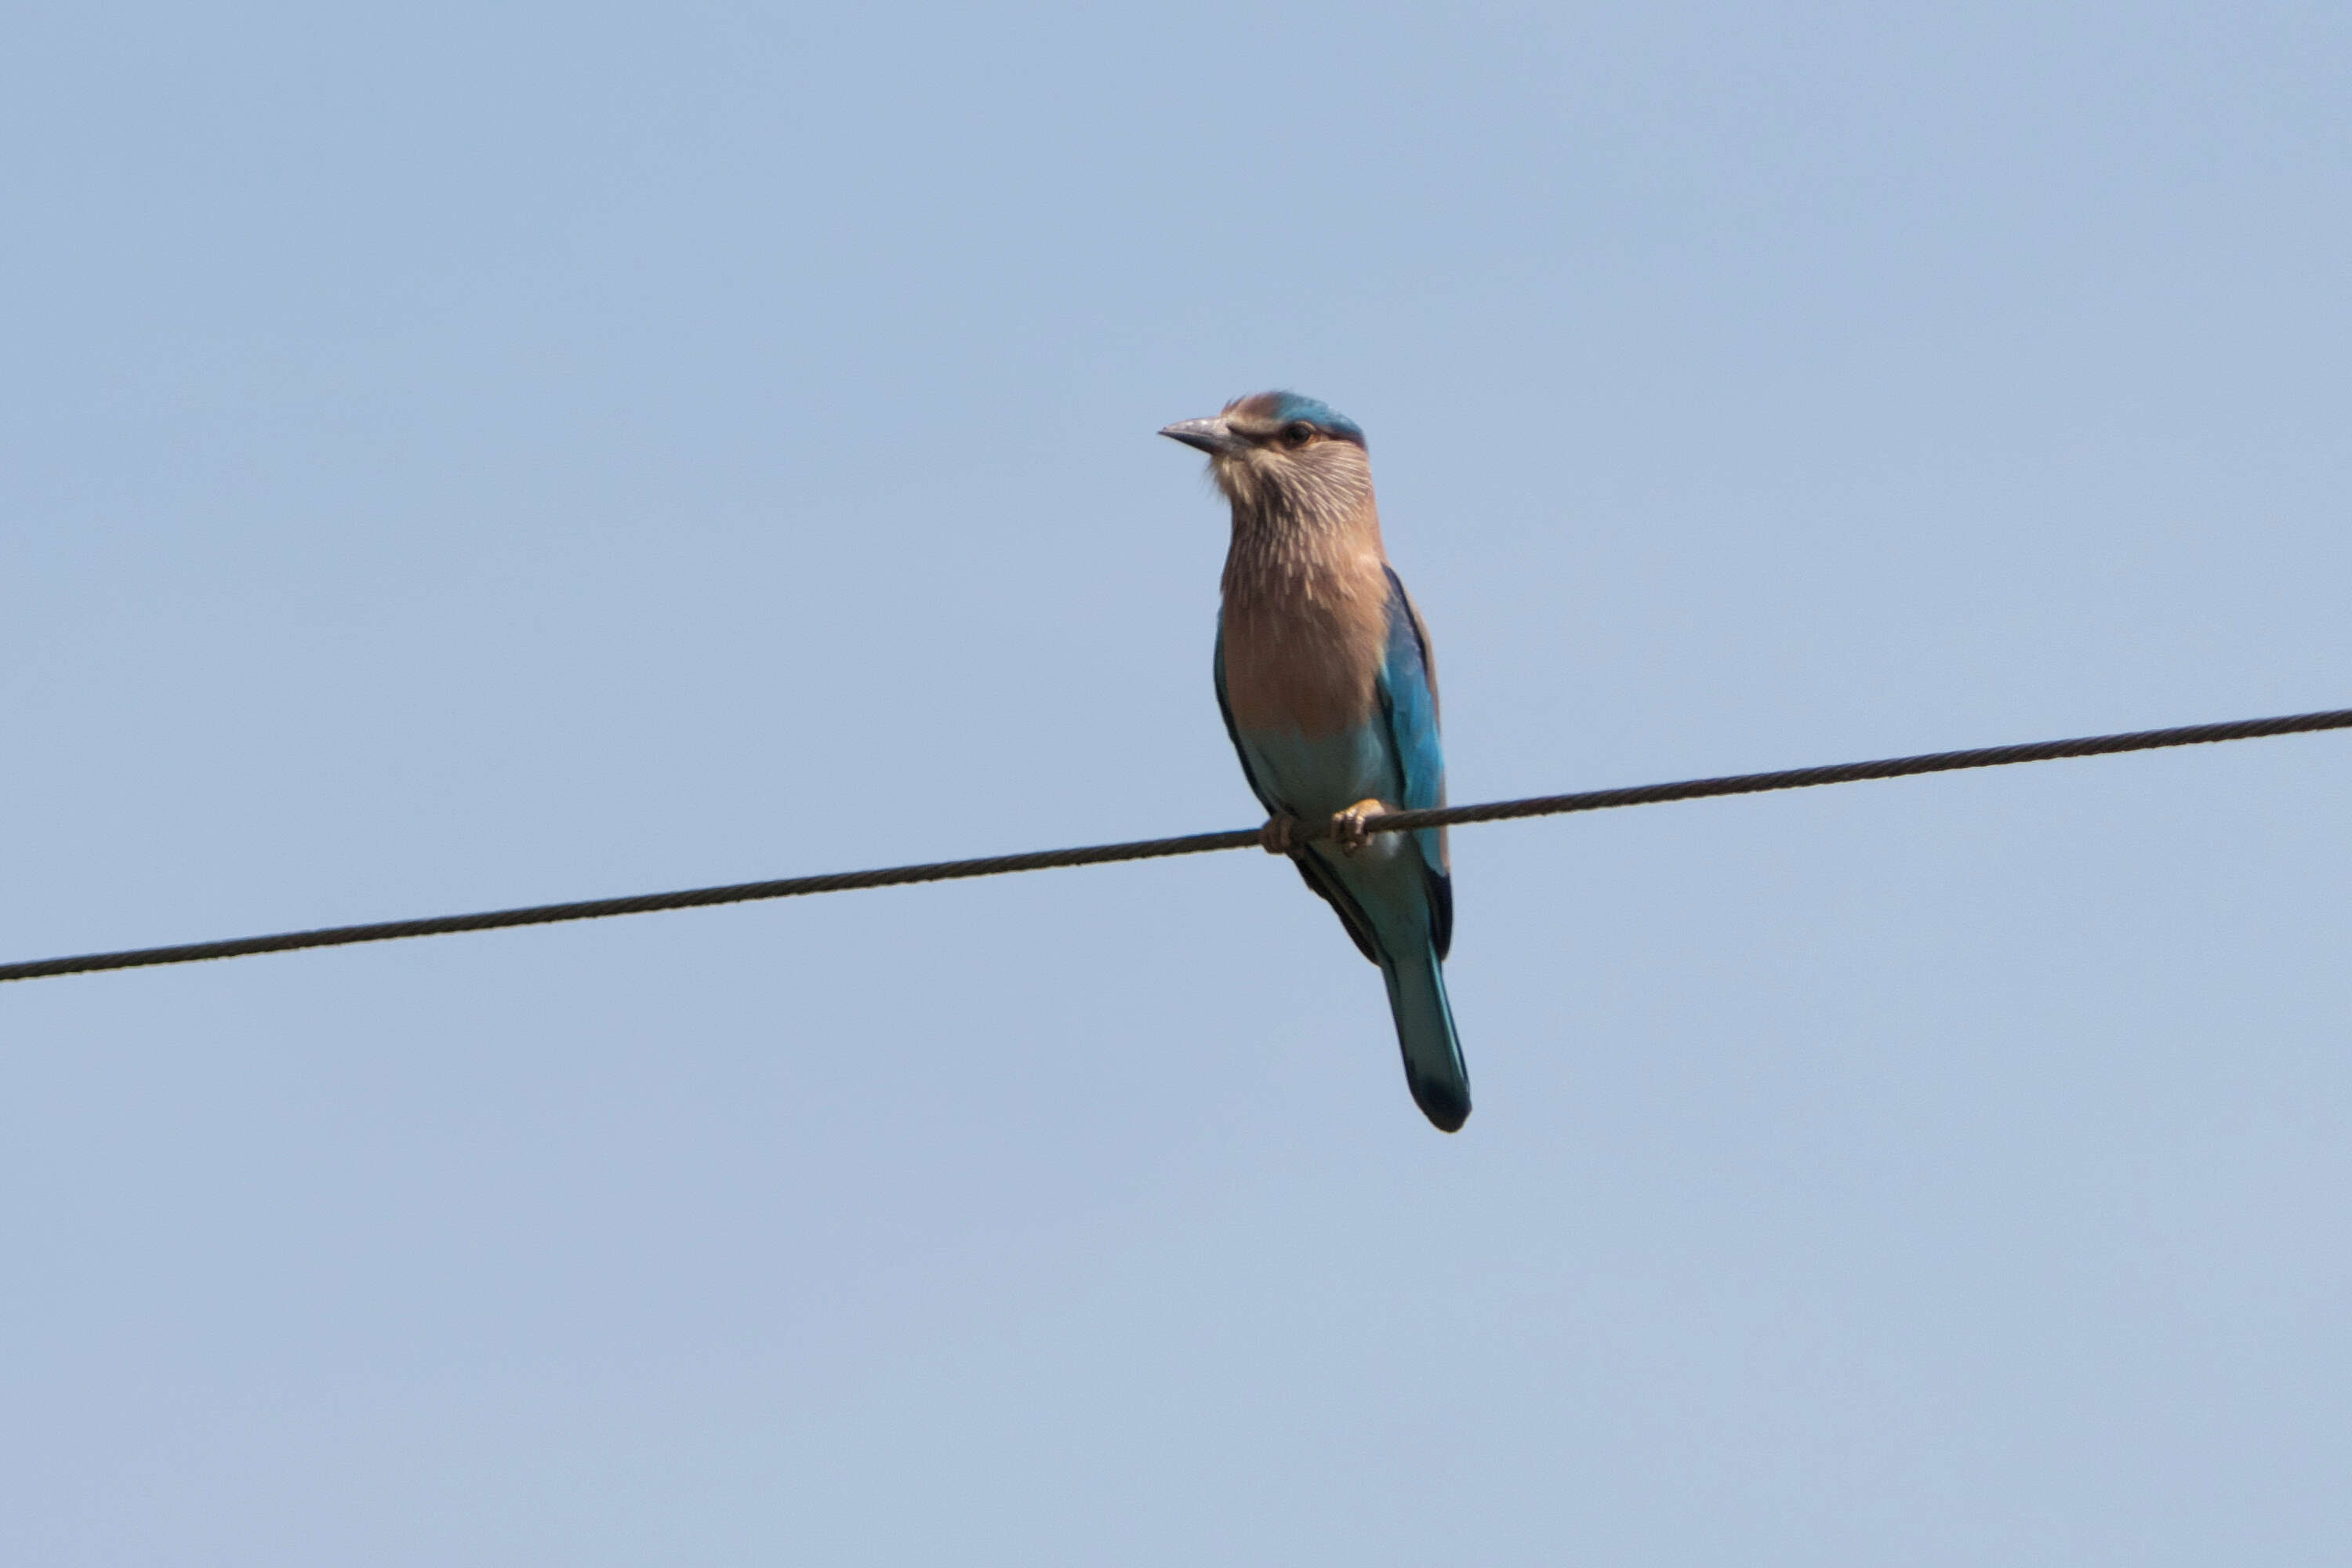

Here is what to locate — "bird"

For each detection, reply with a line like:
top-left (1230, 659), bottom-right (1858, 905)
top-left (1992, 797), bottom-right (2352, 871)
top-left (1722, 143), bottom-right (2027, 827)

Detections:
top-left (1160, 392), bottom-right (1470, 1131)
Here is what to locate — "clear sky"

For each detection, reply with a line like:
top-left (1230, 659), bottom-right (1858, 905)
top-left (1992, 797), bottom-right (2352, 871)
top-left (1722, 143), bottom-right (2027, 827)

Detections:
top-left (6, 2), bottom-right (2350, 1561)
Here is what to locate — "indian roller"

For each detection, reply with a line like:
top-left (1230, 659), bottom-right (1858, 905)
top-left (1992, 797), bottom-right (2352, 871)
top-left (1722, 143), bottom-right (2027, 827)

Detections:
top-left (1160, 392), bottom-right (1471, 1132)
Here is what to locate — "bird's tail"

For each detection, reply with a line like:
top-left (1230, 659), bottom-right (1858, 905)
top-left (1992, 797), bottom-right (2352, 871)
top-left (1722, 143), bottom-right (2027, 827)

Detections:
top-left (1381, 942), bottom-right (1471, 1132)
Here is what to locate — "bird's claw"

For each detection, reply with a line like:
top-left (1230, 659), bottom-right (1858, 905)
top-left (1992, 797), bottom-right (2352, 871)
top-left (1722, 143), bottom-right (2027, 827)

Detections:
top-left (1260, 815), bottom-right (1302, 855)
top-left (1330, 799), bottom-right (1388, 856)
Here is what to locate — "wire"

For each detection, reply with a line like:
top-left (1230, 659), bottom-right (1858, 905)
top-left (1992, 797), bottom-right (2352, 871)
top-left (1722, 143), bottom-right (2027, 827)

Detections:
top-left (3, 704), bottom-right (2347, 986)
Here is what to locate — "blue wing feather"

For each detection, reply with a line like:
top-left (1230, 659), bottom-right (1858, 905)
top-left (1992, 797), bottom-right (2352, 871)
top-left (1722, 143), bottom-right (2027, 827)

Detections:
top-left (1374, 568), bottom-right (1453, 959)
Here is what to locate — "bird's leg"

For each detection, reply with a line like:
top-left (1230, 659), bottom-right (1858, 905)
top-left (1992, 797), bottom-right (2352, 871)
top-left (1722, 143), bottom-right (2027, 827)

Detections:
top-left (1259, 815), bottom-right (1303, 855)
top-left (1330, 799), bottom-right (1390, 856)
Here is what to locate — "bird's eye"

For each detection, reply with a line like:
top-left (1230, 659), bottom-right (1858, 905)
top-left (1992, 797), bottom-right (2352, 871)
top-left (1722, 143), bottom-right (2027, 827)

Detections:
top-left (1281, 422), bottom-right (1316, 448)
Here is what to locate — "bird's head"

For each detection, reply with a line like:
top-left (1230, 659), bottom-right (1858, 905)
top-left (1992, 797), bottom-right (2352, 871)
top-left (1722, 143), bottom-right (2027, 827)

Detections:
top-left (1160, 391), bottom-right (1372, 523)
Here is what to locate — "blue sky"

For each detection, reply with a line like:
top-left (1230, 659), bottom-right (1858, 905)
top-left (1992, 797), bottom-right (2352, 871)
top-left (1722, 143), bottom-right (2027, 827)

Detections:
top-left (5, 2), bottom-right (2350, 1561)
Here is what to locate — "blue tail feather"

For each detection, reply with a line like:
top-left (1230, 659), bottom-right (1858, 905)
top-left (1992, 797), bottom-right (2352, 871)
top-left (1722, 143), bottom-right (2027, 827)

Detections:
top-left (1381, 942), bottom-right (1470, 1132)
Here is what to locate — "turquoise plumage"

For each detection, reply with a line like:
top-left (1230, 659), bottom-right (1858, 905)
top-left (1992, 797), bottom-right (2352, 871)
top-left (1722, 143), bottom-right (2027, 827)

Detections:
top-left (1164, 392), bottom-right (1471, 1131)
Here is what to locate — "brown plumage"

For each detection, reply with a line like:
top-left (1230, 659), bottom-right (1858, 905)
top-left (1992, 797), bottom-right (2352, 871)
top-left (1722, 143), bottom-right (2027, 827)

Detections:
top-left (1207, 391), bottom-right (1400, 740)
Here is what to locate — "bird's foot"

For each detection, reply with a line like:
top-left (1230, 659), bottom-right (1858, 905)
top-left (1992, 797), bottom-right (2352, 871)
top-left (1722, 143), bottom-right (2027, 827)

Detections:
top-left (1330, 799), bottom-right (1390, 856)
top-left (1259, 815), bottom-right (1303, 855)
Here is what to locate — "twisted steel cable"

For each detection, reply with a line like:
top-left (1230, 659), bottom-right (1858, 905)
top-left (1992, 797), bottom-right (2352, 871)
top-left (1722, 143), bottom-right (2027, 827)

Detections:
top-left (3, 704), bottom-right (2347, 985)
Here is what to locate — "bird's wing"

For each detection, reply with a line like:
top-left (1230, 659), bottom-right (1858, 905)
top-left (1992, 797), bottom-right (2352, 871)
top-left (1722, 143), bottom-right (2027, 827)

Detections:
top-left (1376, 566), bottom-right (1454, 960)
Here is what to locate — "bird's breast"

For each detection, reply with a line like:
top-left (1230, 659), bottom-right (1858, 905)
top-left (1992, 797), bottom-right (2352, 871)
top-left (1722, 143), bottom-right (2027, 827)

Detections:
top-left (1219, 554), bottom-right (1392, 738)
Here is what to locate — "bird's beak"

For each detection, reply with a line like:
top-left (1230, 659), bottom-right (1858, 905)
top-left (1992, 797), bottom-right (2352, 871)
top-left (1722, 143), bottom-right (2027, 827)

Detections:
top-left (1159, 416), bottom-right (1238, 455)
